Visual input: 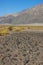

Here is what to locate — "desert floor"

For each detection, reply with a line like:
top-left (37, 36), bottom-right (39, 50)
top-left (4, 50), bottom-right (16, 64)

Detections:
top-left (0, 31), bottom-right (43, 65)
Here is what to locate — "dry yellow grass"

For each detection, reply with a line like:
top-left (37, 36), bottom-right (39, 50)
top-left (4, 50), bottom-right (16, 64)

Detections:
top-left (0, 25), bottom-right (43, 35)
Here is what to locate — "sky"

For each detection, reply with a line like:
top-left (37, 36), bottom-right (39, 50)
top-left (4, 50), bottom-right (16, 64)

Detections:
top-left (0, 0), bottom-right (43, 16)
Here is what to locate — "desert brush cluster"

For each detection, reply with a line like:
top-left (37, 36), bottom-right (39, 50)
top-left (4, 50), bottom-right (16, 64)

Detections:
top-left (0, 25), bottom-right (43, 35)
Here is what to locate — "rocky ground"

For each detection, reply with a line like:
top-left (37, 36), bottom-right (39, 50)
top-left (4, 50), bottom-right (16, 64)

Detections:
top-left (0, 31), bottom-right (43, 65)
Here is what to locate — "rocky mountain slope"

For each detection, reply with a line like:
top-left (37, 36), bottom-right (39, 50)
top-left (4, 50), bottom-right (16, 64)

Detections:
top-left (0, 4), bottom-right (43, 24)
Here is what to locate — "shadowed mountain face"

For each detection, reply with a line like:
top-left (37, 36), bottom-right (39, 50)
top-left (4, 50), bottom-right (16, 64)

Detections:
top-left (0, 5), bottom-right (43, 24)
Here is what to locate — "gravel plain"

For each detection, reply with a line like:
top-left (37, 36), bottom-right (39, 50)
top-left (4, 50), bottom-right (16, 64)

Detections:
top-left (0, 31), bottom-right (43, 65)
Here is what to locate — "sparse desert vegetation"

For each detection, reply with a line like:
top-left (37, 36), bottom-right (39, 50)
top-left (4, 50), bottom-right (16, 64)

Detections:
top-left (0, 25), bottom-right (43, 35)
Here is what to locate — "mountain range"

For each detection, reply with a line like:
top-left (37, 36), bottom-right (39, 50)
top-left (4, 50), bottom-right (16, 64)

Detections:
top-left (0, 4), bottom-right (43, 25)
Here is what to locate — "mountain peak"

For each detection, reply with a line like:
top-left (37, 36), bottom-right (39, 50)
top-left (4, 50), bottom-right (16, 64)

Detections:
top-left (33, 4), bottom-right (43, 10)
top-left (0, 4), bottom-right (43, 24)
